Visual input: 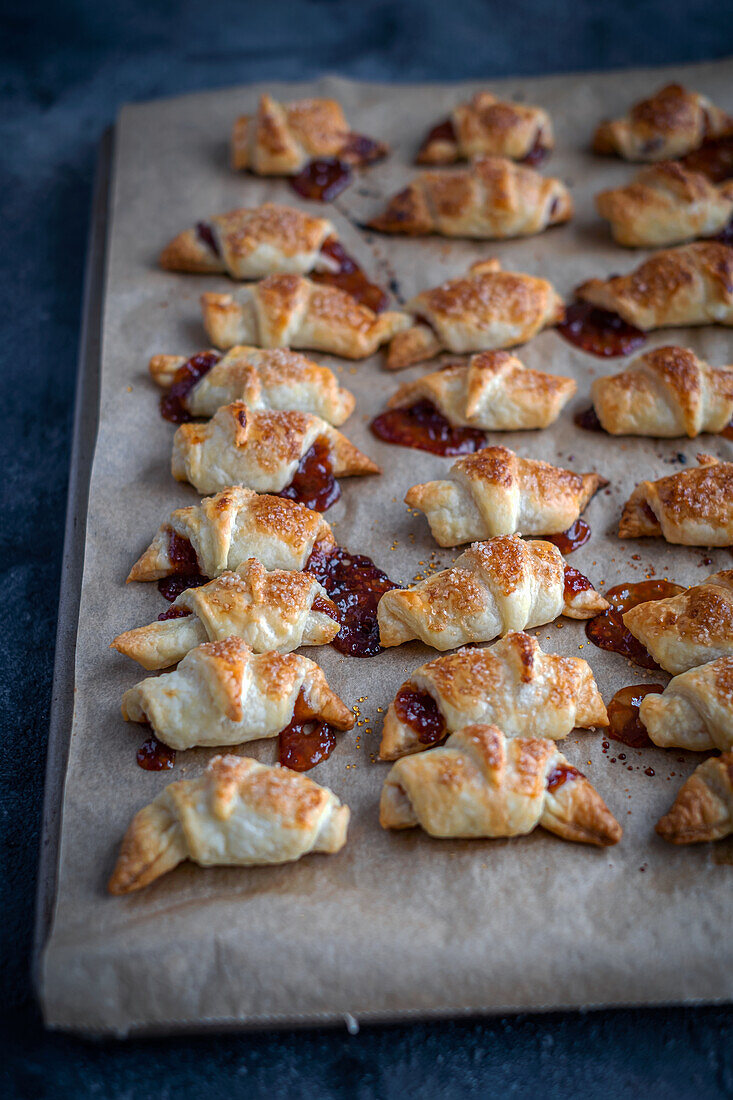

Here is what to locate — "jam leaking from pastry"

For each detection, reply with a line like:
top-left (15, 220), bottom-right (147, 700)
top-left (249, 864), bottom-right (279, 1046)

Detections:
top-left (278, 718), bottom-right (337, 772)
top-left (574, 406), bottom-right (603, 432)
top-left (160, 350), bottom-right (222, 423)
top-left (394, 685), bottom-right (447, 746)
top-left (279, 436), bottom-right (341, 512)
top-left (290, 158), bottom-right (353, 202)
top-left (721, 420), bottom-right (733, 440)
top-left (713, 215), bottom-right (733, 247)
top-left (606, 683), bottom-right (664, 749)
top-left (417, 118), bottom-right (457, 158)
top-left (585, 579), bottom-right (686, 668)
top-left (544, 518), bottom-right (592, 555)
top-left (546, 763), bottom-right (581, 793)
top-left (136, 731), bottom-right (176, 771)
top-left (157, 605), bottom-right (193, 622)
top-left (557, 302), bottom-right (647, 359)
top-left (563, 564), bottom-right (594, 599)
top-left (196, 221), bottom-right (220, 256)
top-left (680, 135), bottom-right (733, 183)
top-left (521, 136), bottom-right (551, 167)
top-left (157, 530), bottom-right (209, 601)
top-left (313, 237), bottom-right (389, 313)
top-left (369, 400), bottom-right (487, 456)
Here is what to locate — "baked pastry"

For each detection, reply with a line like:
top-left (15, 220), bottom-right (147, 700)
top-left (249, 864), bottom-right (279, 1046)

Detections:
top-left (122, 637), bottom-right (354, 750)
top-left (231, 94), bottom-right (388, 174)
top-left (171, 401), bottom-right (379, 497)
top-left (150, 346), bottom-right (355, 425)
top-left (378, 536), bottom-right (608, 650)
top-left (380, 724), bottom-right (621, 846)
top-left (108, 753), bottom-right (349, 894)
top-left (623, 571), bottom-right (733, 674)
top-left (368, 156), bottom-right (572, 239)
top-left (386, 259), bottom-right (564, 370)
top-left (639, 657), bottom-right (733, 752)
top-left (379, 631), bottom-right (608, 760)
top-left (384, 350), bottom-right (576, 431)
top-left (576, 242), bottom-right (733, 330)
top-left (112, 560), bottom-right (340, 670)
top-left (405, 445), bottom-right (605, 547)
top-left (593, 84), bottom-right (733, 162)
top-left (655, 752), bottom-right (733, 844)
top-left (596, 162), bottom-right (733, 247)
top-left (591, 346), bottom-right (733, 437)
top-left (417, 92), bottom-right (553, 165)
top-left (618, 455), bottom-right (733, 545)
top-left (128, 486), bottom-right (335, 584)
top-left (202, 275), bottom-right (410, 359)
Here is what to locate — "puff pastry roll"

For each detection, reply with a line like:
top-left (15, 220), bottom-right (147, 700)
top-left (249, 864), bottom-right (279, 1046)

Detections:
top-left (639, 657), bottom-right (733, 752)
top-left (171, 401), bottom-right (379, 497)
top-left (150, 346), bottom-right (355, 425)
top-left (379, 631), bottom-right (608, 761)
top-left (202, 275), bottom-right (410, 359)
top-left (593, 84), bottom-right (733, 162)
top-left (618, 455), bottom-right (733, 545)
top-left (378, 536), bottom-right (608, 650)
top-left (112, 560), bottom-right (339, 670)
top-left (384, 350), bottom-right (575, 431)
top-left (386, 259), bottom-right (564, 371)
top-left (576, 242), bottom-right (733, 331)
top-left (596, 162), bottom-right (733, 248)
top-left (128, 486), bottom-right (335, 584)
top-left (655, 752), bottom-right (733, 845)
top-left (591, 346), bottom-right (733, 437)
top-left (109, 753), bottom-right (350, 894)
top-left (405, 445), bottom-right (605, 548)
top-left (122, 637), bottom-right (354, 751)
top-left (623, 571), bottom-right (733, 674)
top-left (417, 92), bottom-right (553, 165)
top-left (369, 156), bottom-right (572, 240)
top-left (231, 94), bottom-right (388, 174)
top-left (380, 725), bottom-right (621, 846)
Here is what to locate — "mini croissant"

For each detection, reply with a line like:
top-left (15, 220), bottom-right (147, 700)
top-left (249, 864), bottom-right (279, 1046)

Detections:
top-left (380, 724), bottom-right (621, 847)
top-left (108, 753), bottom-right (350, 894)
top-left (576, 242), bottom-right (733, 331)
top-left (384, 350), bottom-right (576, 431)
top-left (112, 560), bottom-right (340, 670)
top-left (623, 571), bottom-right (733, 674)
top-left (122, 636), bottom-right (354, 751)
top-left (369, 156), bottom-right (572, 239)
top-left (171, 402), bottom-right (379, 497)
top-left (405, 445), bottom-right (605, 548)
top-left (639, 657), bottom-right (733, 752)
top-left (386, 259), bottom-right (564, 371)
top-left (379, 631), bottom-right (608, 761)
top-left (618, 455), bottom-right (733, 545)
top-left (202, 275), bottom-right (411, 359)
top-left (593, 84), bottom-right (733, 162)
top-left (128, 486), bottom-right (335, 584)
top-left (655, 752), bottom-right (733, 845)
top-left (591, 346), bottom-right (733, 437)
top-left (417, 92), bottom-right (553, 165)
top-left (231, 93), bottom-right (388, 174)
top-left (150, 346), bottom-right (355, 425)
top-left (378, 536), bottom-right (608, 650)
top-left (596, 162), bottom-right (733, 248)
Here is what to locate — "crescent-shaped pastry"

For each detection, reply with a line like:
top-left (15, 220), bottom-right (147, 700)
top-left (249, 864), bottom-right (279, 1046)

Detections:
top-left (112, 560), bottom-right (340, 670)
top-left (591, 346), bottom-right (733, 437)
top-left (417, 92), bottom-right (553, 165)
top-left (128, 486), bottom-right (335, 584)
top-left (231, 94), bottom-right (388, 174)
top-left (638, 657), bottom-right (733, 752)
top-left (368, 156), bottom-right (572, 239)
top-left (386, 259), bottom-right (564, 371)
top-left (405, 445), bottom-right (605, 548)
top-left (623, 571), bottom-right (733, 674)
top-left (618, 454), bottom-right (733, 545)
top-left (576, 242), bottom-right (733, 331)
top-left (108, 753), bottom-right (350, 894)
top-left (171, 402), bottom-right (379, 497)
top-left (655, 752), bottom-right (733, 844)
top-left (384, 350), bottom-right (576, 430)
top-left (122, 636), bottom-right (354, 751)
top-left (378, 631), bottom-right (608, 761)
top-left (201, 275), bottom-right (411, 359)
top-left (378, 536), bottom-right (608, 650)
top-left (149, 346), bottom-right (355, 425)
top-left (593, 84), bottom-right (733, 162)
top-left (596, 162), bottom-right (733, 248)
top-left (380, 724), bottom-right (621, 847)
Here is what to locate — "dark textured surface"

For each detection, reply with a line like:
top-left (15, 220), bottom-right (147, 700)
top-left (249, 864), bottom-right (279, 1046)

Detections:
top-left (1, 1), bottom-right (732, 1095)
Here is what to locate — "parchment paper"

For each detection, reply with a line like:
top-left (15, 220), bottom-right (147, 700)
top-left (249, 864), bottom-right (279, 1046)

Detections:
top-left (41, 60), bottom-right (733, 1035)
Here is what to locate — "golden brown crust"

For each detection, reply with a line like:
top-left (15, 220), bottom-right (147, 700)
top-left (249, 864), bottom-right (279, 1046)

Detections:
top-left (655, 752), bottom-right (733, 844)
top-left (593, 84), bottom-right (733, 162)
top-left (417, 92), bottom-right (553, 165)
top-left (639, 656), bottom-right (733, 751)
top-left (618, 454), bottom-right (733, 545)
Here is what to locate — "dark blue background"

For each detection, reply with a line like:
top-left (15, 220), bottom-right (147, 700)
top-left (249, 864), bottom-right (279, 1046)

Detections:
top-left (2, 2), bottom-right (732, 1095)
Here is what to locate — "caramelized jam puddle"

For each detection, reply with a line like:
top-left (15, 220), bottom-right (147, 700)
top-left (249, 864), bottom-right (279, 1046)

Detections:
top-left (585, 579), bottom-right (685, 668)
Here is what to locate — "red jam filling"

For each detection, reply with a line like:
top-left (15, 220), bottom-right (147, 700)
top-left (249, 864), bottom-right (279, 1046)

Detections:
top-left (607, 684), bottom-right (664, 748)
top-left (157, 605), bottom-right (193, 622)
top-left (306, 541), bottom-right (401, 658)
top-left (370, 400), bottom-right (487, 456)
top-left (544, 519), bottom-right (592, 555)
top-left (278, 718), bottom-right (337, 772)
top-left (196, 221), bottom-right (220, 256)
top-left (546, 763), bottom-right (581, 793)
top-left (521, 136), bottom-right (550, 167)
top-left (313, 236), bottom-right (389, 313)
top-left (417, 118), bottom-right (457, 158)
top-left (136, 732), bottom-right (176, 771)
top-left (563, 565), bottom-right (594, 599)
top-left (160, 350), bottom-right (221, 423)
top-left (394, 685), bottom-right (447, 746)
top-left (157, 531), bottom-right (209, 602)
top-left (574, 406), bottom-right (603, 432)
top-left (557, 302), bottom-right (647, 358)
top-left (585, 579), bottom-right (686, 668)
top-left (341, 133), bottom-right (386, 165)
top-left (279, 436), bottom-right (341, 512)
top-left (680, 135), bottom-right (733, 182)
top-left (290, 157), bottom-right (353, 202)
